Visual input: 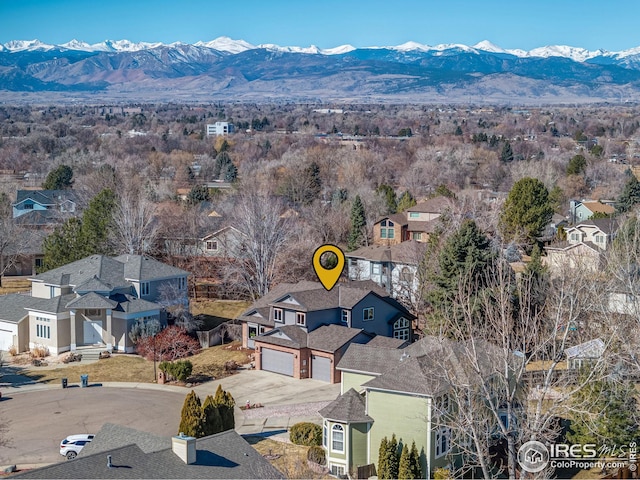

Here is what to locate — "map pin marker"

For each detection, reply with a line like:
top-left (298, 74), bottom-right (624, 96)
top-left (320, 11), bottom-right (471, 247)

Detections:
top-left (312, 244), bottom-right (346, 291)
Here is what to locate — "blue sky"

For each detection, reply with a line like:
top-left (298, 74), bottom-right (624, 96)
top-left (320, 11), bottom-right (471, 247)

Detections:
top-left (1, 0), bottom-right (639, 51)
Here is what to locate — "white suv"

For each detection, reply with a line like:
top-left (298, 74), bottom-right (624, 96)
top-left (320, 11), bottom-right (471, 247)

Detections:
top-left (60, 434), bottom-right (94, 460)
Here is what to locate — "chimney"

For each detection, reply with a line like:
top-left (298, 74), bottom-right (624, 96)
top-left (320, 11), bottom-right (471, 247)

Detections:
top-left (172, 433), bottom-right (196, 464)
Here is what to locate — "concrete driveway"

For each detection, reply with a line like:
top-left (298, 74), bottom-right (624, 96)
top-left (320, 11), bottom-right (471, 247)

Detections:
top-left (0, 369), bottom-right (340, 468)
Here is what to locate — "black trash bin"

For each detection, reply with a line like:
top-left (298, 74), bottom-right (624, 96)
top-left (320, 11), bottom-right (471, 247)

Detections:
top-left (61, 378), bottom-right (68, 389)
top-left (80, 374), bottom-right (88, 388)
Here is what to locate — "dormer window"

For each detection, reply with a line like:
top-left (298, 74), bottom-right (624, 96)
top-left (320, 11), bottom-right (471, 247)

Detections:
top-left (296, 312), bottom-right (306, 326)
top-left (273, 308), bottom-right (283, 322)
top-left (24, 203), bottom-right (34, 210)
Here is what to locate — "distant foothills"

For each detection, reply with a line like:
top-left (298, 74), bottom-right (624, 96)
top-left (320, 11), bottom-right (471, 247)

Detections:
top-left (4, 37), bottom-right (640, 103)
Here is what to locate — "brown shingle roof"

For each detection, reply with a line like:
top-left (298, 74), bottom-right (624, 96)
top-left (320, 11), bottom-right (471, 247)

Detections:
top-left (408, 196), bottom-right (453, 214)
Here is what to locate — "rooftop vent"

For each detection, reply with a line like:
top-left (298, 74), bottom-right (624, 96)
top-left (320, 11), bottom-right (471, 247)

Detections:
top-left (107, 455), bottom-right (112, 468)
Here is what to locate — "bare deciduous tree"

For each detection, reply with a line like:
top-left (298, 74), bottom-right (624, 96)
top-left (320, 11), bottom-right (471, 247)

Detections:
top-left (112, 181), bottom-right (159, 255)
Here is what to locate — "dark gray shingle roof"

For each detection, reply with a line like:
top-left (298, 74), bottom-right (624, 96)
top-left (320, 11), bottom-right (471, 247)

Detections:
top-left (337, 343), bottom-right (407, 374)
top-left (66, 292), bottom-right (119, 310)
top-left (0, 294), bottom-right (33, 323)
top-left (14, 426), bottom-right (283, 479)
top-left (308, 325), bottom-right (369, 352)
top-left (318, 388), bottom-right (373, 423)
top-left (114, 255), bottom-right (188, 281)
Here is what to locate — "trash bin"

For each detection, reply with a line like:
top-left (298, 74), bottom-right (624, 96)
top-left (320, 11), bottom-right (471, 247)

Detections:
top-left (80, 374), bottom-right (88, 388)
top-left (61, 378), bottom-right (68, 389)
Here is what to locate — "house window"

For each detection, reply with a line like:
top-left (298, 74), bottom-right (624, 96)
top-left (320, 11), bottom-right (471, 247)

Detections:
top-left (35, 258), bottom-right (43, 268)
top-left (24, 203), bottom-right (34, 210)
top-left (323, 421), bottom-right (328, 448)
top-left (248, 326), bottom-right (258, 338)
top-left (49, 286), bottom-right (56, 297)
top-left (331, 424), bottom-right (344, 452)
top-left (141, 282), bottom-right (150, 296)
top-left (380, 220), bottom-right (395, 239)
top-left (330, 464), bottom-right (346, 477)
top-left (413, 232), bottom-right (422, 240)
top-left (273, 308), bottom-right (283, 322)
top-left (393, 317), bottom-right (410, 340)
top-left (435, 426), bottom-right (451, 458)
top-left (409, 212), bottom-right (420, 218)
top-left (400, 267), bottom-right (414, 284)
top-left (206, 240), bottom-right (218, 251)
top-left (341, 309), bottom-right (350, 323)
top-left (259, 326), bottom-right (266, 334)
top-left (178, 277), bottom-right (186, 290)
top-left (363, 307), bottom-right (374, 321)
top-left (36, 317), bottom-right (51, 339)
top-left (595, 235), bottom-right (604, 243)
top-left (372, 264), bottom-right (381, 275)
top-left (296, 312), bottom-right (306, 326)
top-left (570, 233), bottom-right (579, 241)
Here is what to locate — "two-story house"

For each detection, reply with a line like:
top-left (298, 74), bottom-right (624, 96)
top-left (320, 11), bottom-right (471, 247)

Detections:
top-left (373, 196), bottom-right (451, 246)
top-left (544, 218), bottom-right (618, 273)
top-left (12, 189), bottom-right (79, 225)
top-left (237, 280), bottom-right (414, 383)
top-left (569, 199), bottom-right (615, 224)
top-left (320, 336), bottom-right (501, 478)
top-left (0, 254), bottom-right (189, 353)
top-left (346, 241), bottom-right (426, 304)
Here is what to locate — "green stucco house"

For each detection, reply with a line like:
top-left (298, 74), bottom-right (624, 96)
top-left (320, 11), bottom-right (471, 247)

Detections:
top-left (319, 336), bottom-right (499, 478)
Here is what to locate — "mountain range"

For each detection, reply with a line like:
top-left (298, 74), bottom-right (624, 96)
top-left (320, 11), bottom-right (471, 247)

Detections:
top-left (3, 37), bottom-right (640, 103)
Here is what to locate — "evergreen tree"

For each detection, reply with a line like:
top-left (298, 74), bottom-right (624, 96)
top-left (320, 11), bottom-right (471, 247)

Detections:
top-left (388, 434), bottom-right (399, 480)
top-left (409, 441), bottom-right (422, 479)
top-left (42, 164), bottom-right (74, 190)
top-left (567, 379), bottom-right (639, 451)
top-left (305, 162), bottom-right (322, 200)
top-left (377, 184), bottom-right (397, 214)
top-left (566, 154), bottom-right (587, 175)
top-left (213, 384), bottom-right (235, 431)
top-left (80, 188), bottom-right (116, 255)
top-left (617, 172), bottom-right (640, 213)
top-left (398, 443), bottom-right (412, 479)
top-left (187, 185), bottom-right (210, 205)
top-left (224, 163), bottom-right (238, 183)
top-left (179, 390), bottom-right (204, 438)
top-left (41, 217), bottom-right (85, 271)
top-left (499, 177), bottom-right (553, 245)
top-left (213, 151), bottom-right (232, 179)
top-left (202, 394), bottom-right (223, 436)
top-left (397, 191), bottom-right (417, 212)
top-left (347, 195), bottom-right (367, 251)
top-left (377, 436), bottom-right (390, 479)
top-left (500, 141), bottom-right (514, 163)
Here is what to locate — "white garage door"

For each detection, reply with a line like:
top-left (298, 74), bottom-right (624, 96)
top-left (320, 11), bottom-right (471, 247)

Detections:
top-left (261, 348), bottom-right (294, 376)
top-left (0, 328), bottom-right (14, 351)
top-left (312, 355), bottom-right (331, 382)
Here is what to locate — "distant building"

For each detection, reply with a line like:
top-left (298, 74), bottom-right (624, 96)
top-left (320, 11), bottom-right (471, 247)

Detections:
top-left (206, 122), bottom-right (234, 136)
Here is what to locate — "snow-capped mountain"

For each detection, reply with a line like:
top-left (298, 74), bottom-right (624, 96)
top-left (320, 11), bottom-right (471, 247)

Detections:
top-left (4, 37), bottom-right (640, 103)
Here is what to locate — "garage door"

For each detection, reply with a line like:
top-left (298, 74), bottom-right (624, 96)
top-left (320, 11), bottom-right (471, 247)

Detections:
top-left (0, 328), bottom-right (14, 351)
top-left (261, 348), bottom-right (294, 376)
top-left (312, 355), bottom-right (331, 382)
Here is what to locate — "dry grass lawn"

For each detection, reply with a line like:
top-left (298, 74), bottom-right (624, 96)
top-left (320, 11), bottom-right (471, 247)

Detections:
top-left (0, 277), bottom-right (31, 295)
top-left (18, 341), bottom-right (252, 385)
top-left (245, 436), bottom-right (331, 479)
top-left (191, 299), bottom-right (250, 318)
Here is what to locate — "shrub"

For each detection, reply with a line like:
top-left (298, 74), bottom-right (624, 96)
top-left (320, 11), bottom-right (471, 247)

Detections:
top-left (30, 345), bottom-right (49, 358)
top-left (159, 360), bottom-right (193, 382)
top-left (8, 345), bottom-right (17, 356)
top-left (433, 467), bottom-right (452, 480)
top-left (289, 422), bottom-right (322, 446)
top-left (307, 445), bottom-right (326, 465)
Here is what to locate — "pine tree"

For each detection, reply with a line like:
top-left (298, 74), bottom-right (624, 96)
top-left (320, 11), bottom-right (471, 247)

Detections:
top-left (376, 184), bottom-right (397, 214)
top-left (80, 188), bottom-right (117, 255)
top-left (388, 434), bottom-right (399, 480)
top-left (179, 390), bottom-right (204, 438)
top-left (617, 171), bottom-right (640, 213)
top-left (305, 162), bottom-right (322, 199)
top-left (42, 164), bottom-right (74, 190)
top-left (409, 441), bottom-right (422, 479)
top-left (347, 195), bottom-right (367, 251)
top-left (212, 384), bottom-right (235, 431)
top-left (499, 177), bottom-right (553, 245)
top-left (202, 394), bottom-right (223, 436)
top-left (397, 191), bottom-right (417, 213)
top-left (398, 443), bottom-right (412, 479)
top-left (377, 436), bottom-right (390, 479)
top-left (223, 162), bottom-right (238, 183)
top-left (500, 141), bottom-right (514, 163)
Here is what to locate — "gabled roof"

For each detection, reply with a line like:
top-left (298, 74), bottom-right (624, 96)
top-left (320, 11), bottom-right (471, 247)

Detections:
top-left (14, 189), bottom-right (78, 205)
top-left (579, 201), bottom-right (615, 215)
top-left (308, 325), bottom-right (371, 352)
top-left (347, 241), bottom-right (427, 266)
top-left (255, 325), bottom-right (309, 349)
top-left (565, 338), bottom-right (605, 359)
top-left (201, 226), bottom-right (245, 241)
top-left (30, 293), bottom-right (77, 314)
top-left (363, 354), bottom-right (449, 396)
top-left (408, 196), bottom-right (452, 214)
top-left (66, 292), bottom-right (119, 310)
top-left (319, 388), bottom-right (373, 423)
top-left (15, 423), bottom-right (283, 479)
top-left (74, 275), bottom-right (114, 293)
top-left (568, 218), bottom-right (619, 235)
top-left (374, 212), bottom-right (407, 226)
top-left (337, 343), bottom-right (407, 375)
top-left (110, 294), bottom-right (162, 314)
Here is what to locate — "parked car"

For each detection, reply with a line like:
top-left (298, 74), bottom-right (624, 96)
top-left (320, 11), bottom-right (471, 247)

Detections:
top-left (59, 434), bottom-right (94, 460)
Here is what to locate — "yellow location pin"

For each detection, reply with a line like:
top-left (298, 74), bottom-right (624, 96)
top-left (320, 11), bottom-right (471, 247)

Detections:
top-left (312, 244), bottom-right (345, 291)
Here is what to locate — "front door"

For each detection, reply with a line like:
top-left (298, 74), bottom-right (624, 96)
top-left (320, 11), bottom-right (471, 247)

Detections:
top-left (83, 321), bottom-right (103, 345)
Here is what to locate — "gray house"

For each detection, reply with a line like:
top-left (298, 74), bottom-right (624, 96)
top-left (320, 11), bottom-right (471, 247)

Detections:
top-left (238, 280), bottom-right (414, 382)
top-left (0, 254), bottom-right (188, 353)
